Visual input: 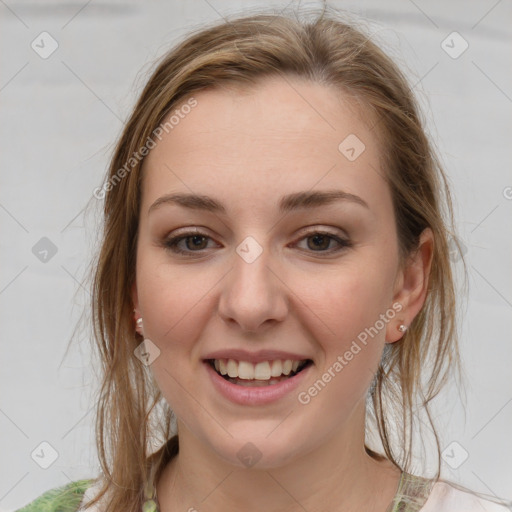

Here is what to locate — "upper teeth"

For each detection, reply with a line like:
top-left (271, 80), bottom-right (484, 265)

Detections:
top-left (213, 359), bottom-right (306, 380)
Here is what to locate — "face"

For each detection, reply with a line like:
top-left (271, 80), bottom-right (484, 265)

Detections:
top-left (132, 76), bottom-right (407, 469)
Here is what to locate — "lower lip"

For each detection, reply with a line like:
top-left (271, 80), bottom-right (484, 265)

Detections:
top-left (204, 361), bottom-right (312, 406)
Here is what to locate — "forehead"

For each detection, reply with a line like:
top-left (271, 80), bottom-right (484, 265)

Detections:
top-left (140, 76), bottom-right (387, 215)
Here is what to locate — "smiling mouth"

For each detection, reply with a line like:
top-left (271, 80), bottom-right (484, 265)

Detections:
top-left (206, 358), bottom-right (313, 387)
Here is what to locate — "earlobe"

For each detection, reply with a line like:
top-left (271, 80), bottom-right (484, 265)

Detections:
top-left (131, 282), bottom-right (144, 336)
top-left (386, 315), bottom-right (409, 344)
top-left (386, 228), bottom-right (434, 343)
top-left (135, 317), bottom-right (144, 336)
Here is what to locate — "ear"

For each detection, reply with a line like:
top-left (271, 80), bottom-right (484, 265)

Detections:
top-left (386, 228), bottom-right (434, 343)
top-left (131, 281), bottom-right (139, 311)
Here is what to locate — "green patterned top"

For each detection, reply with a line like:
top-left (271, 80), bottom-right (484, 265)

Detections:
top-left (14, 471), bottom-right (510, 512)
top-left (15, 480), bottom-right (95, 512)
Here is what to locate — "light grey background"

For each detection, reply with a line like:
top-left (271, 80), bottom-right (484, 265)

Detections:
top-left (1, 0), bottom-right (511, 510)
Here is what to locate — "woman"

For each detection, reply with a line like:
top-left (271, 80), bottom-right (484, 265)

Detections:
top-left (17, 7), bottom-right (510, 512)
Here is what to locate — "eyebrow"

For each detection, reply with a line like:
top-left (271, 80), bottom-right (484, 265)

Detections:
top-left (148, 190), bottom-right (369, 215)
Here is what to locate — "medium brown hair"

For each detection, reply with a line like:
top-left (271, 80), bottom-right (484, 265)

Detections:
top-left (84, 7), bottom-right (463, 511)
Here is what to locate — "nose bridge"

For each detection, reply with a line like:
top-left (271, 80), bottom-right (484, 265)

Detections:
top-left (218, 237), bottom-right (287, 332)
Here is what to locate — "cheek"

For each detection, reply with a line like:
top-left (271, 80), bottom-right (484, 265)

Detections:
top-left (293, 304), bottom-right (381, 417)
top-left (136, 260), bottom-right (220, 412)
top-left (301, 260), bottom-right (395, 345)
top-left (138, 267), bottom-right (214, 341)
top-left (294, 257), bottom-right (396, 396)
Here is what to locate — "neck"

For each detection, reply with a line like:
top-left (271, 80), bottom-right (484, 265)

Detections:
top-left (156, 404), bottom-right (401, 512)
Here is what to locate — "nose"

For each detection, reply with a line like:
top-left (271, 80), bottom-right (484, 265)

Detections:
top-left (217, 246), bottom-right (288, 333)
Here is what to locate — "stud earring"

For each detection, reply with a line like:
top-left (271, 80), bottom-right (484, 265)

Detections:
top-left (398, 324), bottom-right (407, 333)
top-left (135, 317), bottom-right (144, 336)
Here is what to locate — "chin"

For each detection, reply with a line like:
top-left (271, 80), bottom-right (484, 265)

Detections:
top-left (207, 429), bottom-right (309, 470)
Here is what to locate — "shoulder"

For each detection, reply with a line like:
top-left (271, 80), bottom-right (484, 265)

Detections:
top-left (420, 480), bottom-right (512, 512)
top-left (14, 480), bottom-right (97, 512)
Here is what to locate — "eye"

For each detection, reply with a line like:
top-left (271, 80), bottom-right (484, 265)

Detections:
top-left (163, 231), bottom-right (218, 255)
top-left (293, 231), bottom-right (352, 254)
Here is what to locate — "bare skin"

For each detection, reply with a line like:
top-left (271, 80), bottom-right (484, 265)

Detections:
top-left (132, 75), bottom-right (433, 512)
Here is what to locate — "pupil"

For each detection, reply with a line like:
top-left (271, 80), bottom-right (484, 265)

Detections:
top-left (309, 234), bottom-right (329, 250)
top-left (188, 235), bottom-right (206, 249)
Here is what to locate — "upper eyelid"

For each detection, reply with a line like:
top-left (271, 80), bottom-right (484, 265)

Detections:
top-left (168, 224), bottom-right (347, 238)
top-left (293, 224), bottom-right (348, 238)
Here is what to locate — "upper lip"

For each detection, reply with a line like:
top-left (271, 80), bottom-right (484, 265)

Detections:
top-left (202, 349), bottom-right (312, 364)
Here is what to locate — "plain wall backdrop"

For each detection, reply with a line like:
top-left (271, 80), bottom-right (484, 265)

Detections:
top-left (1, 0), bottom-right (511, 510)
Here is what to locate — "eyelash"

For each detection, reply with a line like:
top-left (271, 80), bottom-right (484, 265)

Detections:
top-left (162, 229), bottom-right (352, 257)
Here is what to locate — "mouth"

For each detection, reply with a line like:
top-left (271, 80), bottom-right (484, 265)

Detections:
top-left (205, 358), bottom-right (314, 387)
